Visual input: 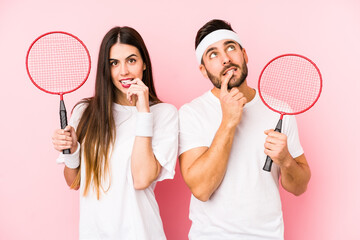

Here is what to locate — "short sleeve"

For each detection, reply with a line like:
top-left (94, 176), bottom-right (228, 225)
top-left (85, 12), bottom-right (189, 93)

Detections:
top-left (68, 103), bottom-right (88, 130)
top-left (283, 115), bottom-right (304, 158)
top-left (151, 104), bottom-right (179, 182)
top-left (178, 104), bottom-right (209, 155)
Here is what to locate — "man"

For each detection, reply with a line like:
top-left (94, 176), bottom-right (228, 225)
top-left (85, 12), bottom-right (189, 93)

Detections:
top-left (178, 19), bottom-right (311, 240)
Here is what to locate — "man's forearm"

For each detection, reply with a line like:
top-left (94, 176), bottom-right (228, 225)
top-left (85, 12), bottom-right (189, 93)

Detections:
top-left (280, 154), bottom-right (311, 196)
top-left (182, 122), bottom-right (237, 201)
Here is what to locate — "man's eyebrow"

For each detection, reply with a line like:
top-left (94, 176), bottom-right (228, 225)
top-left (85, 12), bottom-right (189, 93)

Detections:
top-left (205, 47), bottom-right (217, 57)
top-left (204, 40), bottom-right (238, 57)
top-left (224, 40), bottom-right (237, 46)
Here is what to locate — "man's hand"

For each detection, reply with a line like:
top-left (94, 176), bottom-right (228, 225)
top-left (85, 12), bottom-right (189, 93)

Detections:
top-left (219, 71), bottom-right (247, 128)
top-left (264, 129), bottom-right (292, 168)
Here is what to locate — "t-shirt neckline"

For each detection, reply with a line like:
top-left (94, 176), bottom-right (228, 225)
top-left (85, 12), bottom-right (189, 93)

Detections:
top-left (207, 88), bottom-right (259, 109)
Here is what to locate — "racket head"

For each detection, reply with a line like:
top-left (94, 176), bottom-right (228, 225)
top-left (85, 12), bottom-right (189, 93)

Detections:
top-left (258, 54), bottom-right (322, 116)
top-left (26, 31), bottom-right (91, 96)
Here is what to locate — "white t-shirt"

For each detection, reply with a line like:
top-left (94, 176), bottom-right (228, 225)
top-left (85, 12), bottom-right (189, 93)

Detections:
top-left (57, 102), bottom-right (178, 240)
top-left (179, 90), bottom-right (303, 240)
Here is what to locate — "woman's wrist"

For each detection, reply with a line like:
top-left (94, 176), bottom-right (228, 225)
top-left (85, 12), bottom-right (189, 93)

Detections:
top-left (135, 112), bottom-right (153, 137)
top-left (63, 142), bottom-right (81, 169)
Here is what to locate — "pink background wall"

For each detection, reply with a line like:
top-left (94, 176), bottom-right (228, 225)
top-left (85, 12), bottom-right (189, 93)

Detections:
top-left (1, 0), bottom-right (359, 239)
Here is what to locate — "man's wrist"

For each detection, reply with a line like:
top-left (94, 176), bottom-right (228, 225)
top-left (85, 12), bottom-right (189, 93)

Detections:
top-left (280, 154), bottom-right (294, 170)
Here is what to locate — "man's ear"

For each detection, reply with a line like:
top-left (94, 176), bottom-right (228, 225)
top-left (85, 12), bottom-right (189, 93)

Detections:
top-left (199, 64), bottom-right (209, 79)
top-left (242, 48), bottom-right (248, 64)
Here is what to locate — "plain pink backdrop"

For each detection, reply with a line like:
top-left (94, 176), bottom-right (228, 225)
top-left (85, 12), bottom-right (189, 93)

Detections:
top-left (1, 0), bottom-right (359, 239)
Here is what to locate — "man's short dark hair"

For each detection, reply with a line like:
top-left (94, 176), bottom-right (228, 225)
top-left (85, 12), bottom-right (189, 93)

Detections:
top-left (195, 19), bottom-right (234, 49)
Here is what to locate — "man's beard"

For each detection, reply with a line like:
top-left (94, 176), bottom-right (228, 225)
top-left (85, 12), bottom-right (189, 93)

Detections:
top-left (206, 60), bottom-right (248, 90)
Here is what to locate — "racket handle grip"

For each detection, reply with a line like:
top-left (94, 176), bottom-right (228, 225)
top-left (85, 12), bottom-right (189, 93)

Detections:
top-left (60, 100), bottom-right (70, 155)
top-left (62, 148), bottom-right (71, 154)
top-left (263, 119), bottom-right (283, 172)
top-left (263, 156), bottom-right (273, 171)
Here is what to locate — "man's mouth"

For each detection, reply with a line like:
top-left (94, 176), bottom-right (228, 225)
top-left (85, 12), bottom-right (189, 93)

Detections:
top-left (223, 67), bottom-right (237, 76)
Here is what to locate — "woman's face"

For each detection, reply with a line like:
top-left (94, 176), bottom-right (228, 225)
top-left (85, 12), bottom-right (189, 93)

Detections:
top-left (109, 43), bottom-right (146, 102)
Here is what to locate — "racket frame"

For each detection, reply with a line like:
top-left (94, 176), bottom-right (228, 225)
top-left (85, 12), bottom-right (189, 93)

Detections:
top-left (25, 31), bottom-right (91, 97)
top-left (258, 53), bottom-right (322, 117)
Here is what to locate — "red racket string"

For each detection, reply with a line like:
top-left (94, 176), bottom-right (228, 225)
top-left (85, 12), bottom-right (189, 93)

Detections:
top-left (259, 55), bottom-right (322, 115)
top-left (26, 32), bottom-right (90, 94)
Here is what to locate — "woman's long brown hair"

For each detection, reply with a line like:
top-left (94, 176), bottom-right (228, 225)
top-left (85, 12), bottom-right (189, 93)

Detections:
top-left (70, 26), bottom-right (160, 199)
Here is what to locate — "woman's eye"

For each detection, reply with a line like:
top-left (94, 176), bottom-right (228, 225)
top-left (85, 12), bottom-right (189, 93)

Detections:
top-left (128, 58), bottom-right (136, 64)
top-left (110, 61), bottom-right (118, 66)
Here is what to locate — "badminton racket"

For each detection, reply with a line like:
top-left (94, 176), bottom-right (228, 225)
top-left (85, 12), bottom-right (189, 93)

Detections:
top-left (26, 31), bottom-right (91, 154)
top-left (258, 54), bottom-right (322, 171)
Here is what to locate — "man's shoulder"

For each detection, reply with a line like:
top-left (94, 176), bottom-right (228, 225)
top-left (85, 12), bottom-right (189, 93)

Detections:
top-left (179, 91), bottom-right (214, 113)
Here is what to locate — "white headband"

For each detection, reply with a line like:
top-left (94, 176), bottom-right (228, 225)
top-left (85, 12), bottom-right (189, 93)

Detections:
top-left (195, 29), bottom-right (242, 64)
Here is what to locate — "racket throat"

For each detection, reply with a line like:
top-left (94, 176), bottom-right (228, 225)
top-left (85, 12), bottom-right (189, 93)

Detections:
top-left (275, 117), bottom-right (283, 133)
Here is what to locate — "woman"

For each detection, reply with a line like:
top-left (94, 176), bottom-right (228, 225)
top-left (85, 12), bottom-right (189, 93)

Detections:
top-left (52, 26), bottom-right (178, 239)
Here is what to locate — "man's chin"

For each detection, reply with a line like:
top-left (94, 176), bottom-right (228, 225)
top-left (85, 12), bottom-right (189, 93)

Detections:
top-left (227, 78), bottom-right (245, 90)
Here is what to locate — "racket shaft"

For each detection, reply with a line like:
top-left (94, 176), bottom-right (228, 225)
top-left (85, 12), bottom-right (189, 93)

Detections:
top-left (263, 119), bottom-right (282, 171)
top-left (60, 100), bottom-right (70, 154)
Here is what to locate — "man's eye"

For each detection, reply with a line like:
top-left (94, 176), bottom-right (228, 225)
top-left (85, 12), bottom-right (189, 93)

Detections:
top-left (227, 45), bottom-right (235, 51)
top-left (209, 52), bottom-right (217, 59)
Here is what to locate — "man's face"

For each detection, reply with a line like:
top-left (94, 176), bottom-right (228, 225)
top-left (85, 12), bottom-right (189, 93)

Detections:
top-left (200, 39), bottom-right (248, 90)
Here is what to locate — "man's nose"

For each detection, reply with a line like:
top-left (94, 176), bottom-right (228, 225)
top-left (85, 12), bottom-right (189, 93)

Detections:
top-left (222, 54), bottom-right (231, 65)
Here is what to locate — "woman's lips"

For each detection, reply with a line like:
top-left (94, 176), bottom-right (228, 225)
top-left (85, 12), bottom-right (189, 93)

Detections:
top-left (120, 79), bottom-right (132, 88)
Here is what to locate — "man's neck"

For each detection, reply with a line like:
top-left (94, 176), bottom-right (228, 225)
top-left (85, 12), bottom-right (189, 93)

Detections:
top-left (211, 80), bottom-right (256, 103)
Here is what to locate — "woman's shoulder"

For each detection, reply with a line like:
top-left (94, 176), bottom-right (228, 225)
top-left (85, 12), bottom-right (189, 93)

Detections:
top-left (71, 100), bottom-right (90, 117)
top-left (150, 103), bottom-right (178, 123)
top-left (150, 102), bottom-right (178, 114)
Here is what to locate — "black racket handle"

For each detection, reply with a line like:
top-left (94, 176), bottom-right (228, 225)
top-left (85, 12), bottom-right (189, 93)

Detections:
top-left (263, 118), bottom-right (283, 172)
top-left (60, 100), bottom-right (70, 154)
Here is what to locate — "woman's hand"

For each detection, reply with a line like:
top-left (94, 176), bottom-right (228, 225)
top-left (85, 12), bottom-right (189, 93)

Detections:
top-left (127, 78), bottom-right (150, 112)
top-left (52, 125), bottom-right (78, 154)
